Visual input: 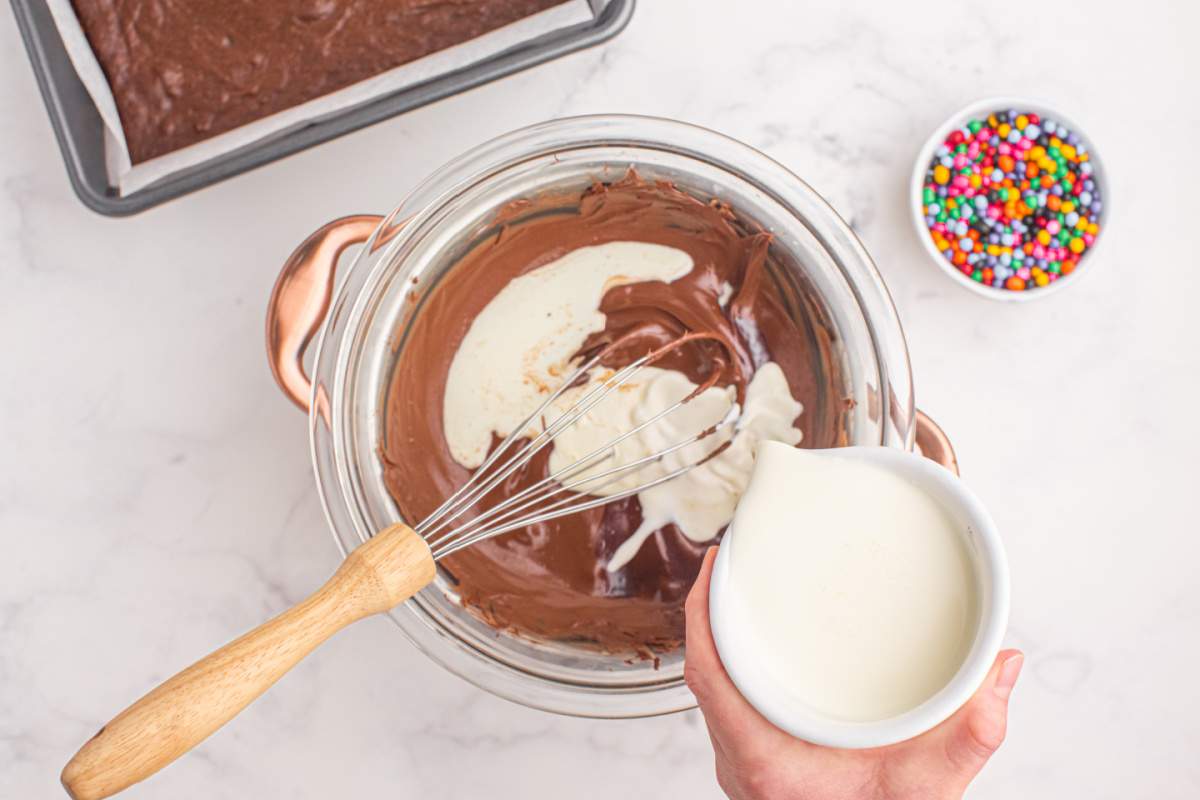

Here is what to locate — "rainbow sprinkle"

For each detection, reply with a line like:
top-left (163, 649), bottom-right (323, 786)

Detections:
top-left (921, 109), bottom-right (1102, 292)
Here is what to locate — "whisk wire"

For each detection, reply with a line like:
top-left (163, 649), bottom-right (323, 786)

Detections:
top-left (432, 403), bottom-right (739, 554)
top-left (428, 381), bottom-right (735, 548)
top-left (432, 441), bottom-right (733, 560)
top-left (420, 352), bottom-right (654, 545)
top-left (418, 332), bottom-right (743, 560)
top-left (415, 349), bottom-right (608, 537)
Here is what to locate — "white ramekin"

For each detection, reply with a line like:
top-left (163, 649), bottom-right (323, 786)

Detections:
top-left (909, 96), bottom-right (1109, 302)
top-left (709, 446), bottom-right (1010, 749)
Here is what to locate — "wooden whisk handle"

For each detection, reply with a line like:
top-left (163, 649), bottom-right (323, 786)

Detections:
top-left (60, 524), bottom-right (434, 800)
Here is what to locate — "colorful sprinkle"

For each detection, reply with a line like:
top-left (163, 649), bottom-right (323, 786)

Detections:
top-left (921, 109), bottom-right (1103, 292)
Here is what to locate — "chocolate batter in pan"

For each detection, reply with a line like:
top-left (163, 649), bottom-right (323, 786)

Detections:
top-left (382, 173), bottom-right (842, 655)
top-left (70, 0), bottom-right (566, 163)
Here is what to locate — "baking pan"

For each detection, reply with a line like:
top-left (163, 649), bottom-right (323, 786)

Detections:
top-left (9, 0), bottom-right (634, 216)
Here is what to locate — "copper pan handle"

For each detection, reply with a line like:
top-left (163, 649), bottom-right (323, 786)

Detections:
top-left (914, 410), bottom-right (960, 475)
top-left (266, 215), bottom-right (384, 412)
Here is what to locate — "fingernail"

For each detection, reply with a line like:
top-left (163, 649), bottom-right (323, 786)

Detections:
top-left (994, 653), bottom-right (1024, 700)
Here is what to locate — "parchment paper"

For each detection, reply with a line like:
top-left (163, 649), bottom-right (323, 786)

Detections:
top-left (43, 0), bottom-right (594, 196)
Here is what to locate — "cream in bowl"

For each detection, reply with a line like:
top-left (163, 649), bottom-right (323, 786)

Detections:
top-left (709, 441), bottom-right (1009, 748)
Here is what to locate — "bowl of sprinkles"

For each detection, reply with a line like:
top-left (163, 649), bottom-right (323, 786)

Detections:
top-left (911, 97), bottom-right (1107, 300)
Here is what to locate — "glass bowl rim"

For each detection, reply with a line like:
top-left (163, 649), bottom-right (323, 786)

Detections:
top-left (306, 113), bottom-right (917, 718)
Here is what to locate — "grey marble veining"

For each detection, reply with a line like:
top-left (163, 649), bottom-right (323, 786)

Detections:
top-left (2, 1), bottom-right (1198, 797)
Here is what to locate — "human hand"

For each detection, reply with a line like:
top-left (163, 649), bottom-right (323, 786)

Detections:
top-left (685, 547), bottom-right (1023, 800)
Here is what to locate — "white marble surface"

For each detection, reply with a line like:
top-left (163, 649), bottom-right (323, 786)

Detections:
top-left (3, 1), bottom-right (1198, 797)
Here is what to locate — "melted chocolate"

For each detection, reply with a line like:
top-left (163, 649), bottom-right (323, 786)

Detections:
top-left (382, 174), bottom-right (842, 655)
top-left (70, 0), bottom-right (566, 163)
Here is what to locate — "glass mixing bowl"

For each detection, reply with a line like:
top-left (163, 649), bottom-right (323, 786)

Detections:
top-left (265, 115), bottom-right (956, 718)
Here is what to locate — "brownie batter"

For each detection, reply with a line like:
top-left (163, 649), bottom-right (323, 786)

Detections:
top-left (69, 0), bottom-right (566, 163)
top-left (382, 174), bottom-right (843, 655)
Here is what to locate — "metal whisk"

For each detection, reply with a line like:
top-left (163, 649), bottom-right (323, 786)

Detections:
top-left (421, 331), bottom-right (741, 560)
top-left (62, 332), bottom-right (742, 800)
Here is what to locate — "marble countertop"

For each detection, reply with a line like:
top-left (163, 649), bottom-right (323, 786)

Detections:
top-left (3, 1), bottom-right (1197, 797)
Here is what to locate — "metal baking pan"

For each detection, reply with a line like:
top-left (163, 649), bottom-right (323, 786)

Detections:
top-left (10, 0), bottom-right (634, 216)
